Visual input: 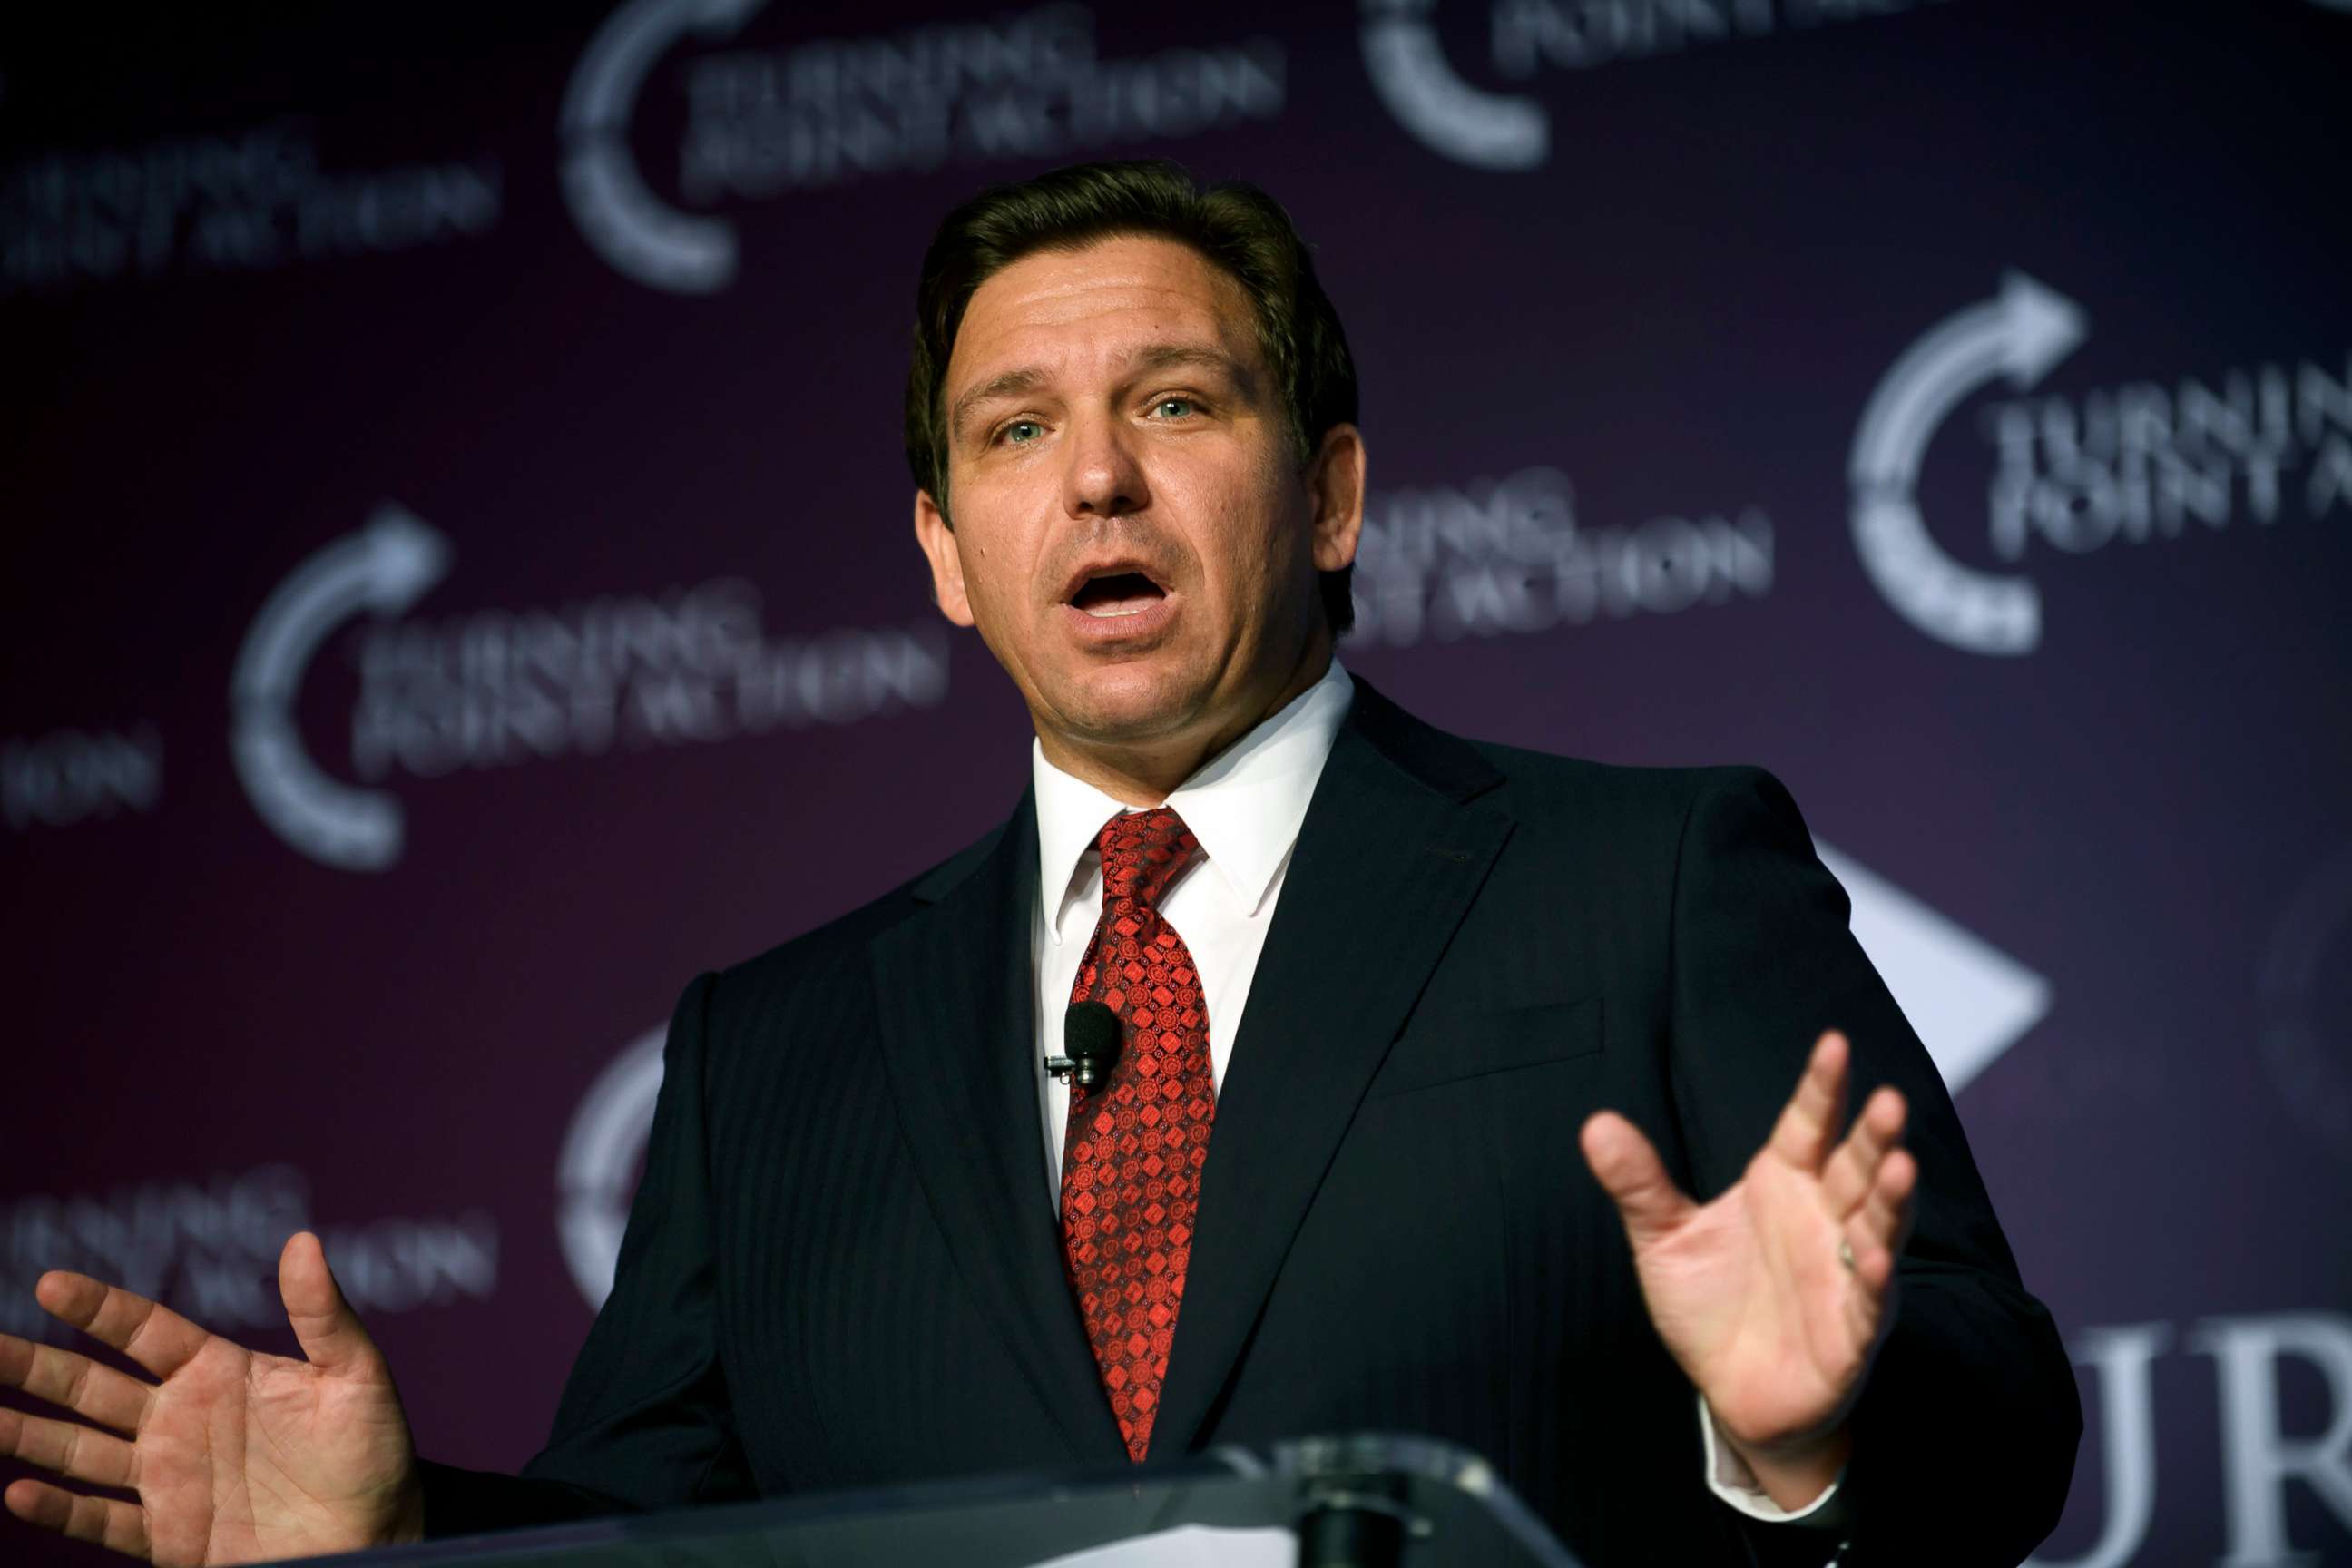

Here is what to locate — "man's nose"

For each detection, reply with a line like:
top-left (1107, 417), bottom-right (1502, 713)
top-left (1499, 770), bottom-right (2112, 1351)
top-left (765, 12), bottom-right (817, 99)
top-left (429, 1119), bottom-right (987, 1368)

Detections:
top-left (1060, 411), bottom-right (1151, 520)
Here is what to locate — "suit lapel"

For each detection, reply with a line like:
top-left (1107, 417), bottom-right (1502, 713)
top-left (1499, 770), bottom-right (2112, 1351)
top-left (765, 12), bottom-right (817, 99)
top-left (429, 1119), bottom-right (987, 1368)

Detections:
top-left (869, 789), bottom-right (1129, 1465)
top-left (1152, 680), bottom-right (1514, 1455)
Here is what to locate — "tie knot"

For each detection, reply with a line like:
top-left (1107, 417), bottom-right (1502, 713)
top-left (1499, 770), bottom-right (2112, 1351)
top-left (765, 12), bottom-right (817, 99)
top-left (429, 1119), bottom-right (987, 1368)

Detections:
top-left (1095, 807), bottom-right (1199, 908)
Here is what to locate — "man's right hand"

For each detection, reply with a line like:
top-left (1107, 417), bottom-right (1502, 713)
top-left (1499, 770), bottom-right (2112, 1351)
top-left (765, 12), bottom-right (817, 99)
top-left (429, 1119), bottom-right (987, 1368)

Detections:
top-left (0, 1231), bottom-right (423, 1566)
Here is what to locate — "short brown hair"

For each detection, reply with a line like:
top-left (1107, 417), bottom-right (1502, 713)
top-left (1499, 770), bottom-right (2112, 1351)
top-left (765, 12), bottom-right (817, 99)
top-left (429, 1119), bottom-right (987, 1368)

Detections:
top-left (905, 159), bottom-right (1359, 634)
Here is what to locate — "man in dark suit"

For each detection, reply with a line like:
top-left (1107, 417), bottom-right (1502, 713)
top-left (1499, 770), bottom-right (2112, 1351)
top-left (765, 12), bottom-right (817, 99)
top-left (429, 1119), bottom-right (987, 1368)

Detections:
top-left (0, 161), bottom-right (2079, 1566)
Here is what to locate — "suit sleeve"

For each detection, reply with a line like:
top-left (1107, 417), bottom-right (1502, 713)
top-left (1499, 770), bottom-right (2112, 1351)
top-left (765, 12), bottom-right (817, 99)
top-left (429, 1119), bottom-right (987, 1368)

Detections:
top-left (1664, 769), bottom-right (2081, 1566)
top-left (416, 972), bottom-right (755, 1536)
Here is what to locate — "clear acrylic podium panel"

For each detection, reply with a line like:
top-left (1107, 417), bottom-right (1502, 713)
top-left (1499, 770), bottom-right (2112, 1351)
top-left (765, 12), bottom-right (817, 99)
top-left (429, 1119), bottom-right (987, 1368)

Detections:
top-left (323, 1435), bottom-right (1586, 1568)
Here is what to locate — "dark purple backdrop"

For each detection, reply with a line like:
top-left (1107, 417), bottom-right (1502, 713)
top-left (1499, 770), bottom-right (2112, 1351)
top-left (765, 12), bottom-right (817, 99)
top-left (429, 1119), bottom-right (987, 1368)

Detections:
top-left (5, 3), bottom-right (2349, 1564)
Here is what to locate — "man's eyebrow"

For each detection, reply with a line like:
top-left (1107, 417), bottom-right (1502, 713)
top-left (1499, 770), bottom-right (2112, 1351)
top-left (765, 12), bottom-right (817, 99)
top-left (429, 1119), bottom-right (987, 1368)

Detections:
top-left (949, 367), bottom-right (1050, 446)
top-left (946, 344), bottom-right (1259, 446)
top-left (1128, 343), bottom-right (1258, 392)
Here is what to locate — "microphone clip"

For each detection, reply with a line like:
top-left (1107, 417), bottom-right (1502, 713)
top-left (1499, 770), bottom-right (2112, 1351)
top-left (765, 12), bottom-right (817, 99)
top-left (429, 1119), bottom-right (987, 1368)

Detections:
top-left (1043, 1053), bottom-right (1097, 1088)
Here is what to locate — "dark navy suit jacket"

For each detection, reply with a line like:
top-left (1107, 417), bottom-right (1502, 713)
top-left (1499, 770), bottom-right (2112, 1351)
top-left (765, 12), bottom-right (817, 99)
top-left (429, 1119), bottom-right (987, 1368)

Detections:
top-left (421, 680), bottom-right (2080, 1565)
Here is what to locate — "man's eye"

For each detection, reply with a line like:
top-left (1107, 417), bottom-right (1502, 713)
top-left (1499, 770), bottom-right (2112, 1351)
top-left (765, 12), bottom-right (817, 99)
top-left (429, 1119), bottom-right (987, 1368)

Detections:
top-left (1152, 397), bottom-right (1198, 419)
top-left (999, 419), bottom-right (1043, 445)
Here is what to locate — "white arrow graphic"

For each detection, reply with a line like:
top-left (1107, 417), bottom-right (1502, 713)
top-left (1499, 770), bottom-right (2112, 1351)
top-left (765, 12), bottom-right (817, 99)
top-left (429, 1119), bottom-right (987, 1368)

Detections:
top-left (1817, 842), bottom-right (2051, 1096)
top-left (1848, 271), bottom-right (2087, 657)
top-left (1359, 0), bottom-right (1550, 171)
top-left (230, 505), bottom-right (451, 871)
top-left (562, 0), bottom-right (768, 295)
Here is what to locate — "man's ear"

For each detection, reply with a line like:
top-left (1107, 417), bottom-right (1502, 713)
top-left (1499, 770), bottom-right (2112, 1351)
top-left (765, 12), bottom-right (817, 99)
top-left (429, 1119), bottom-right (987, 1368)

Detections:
top-left (913, 489), bottom-right (976, 628)
top-left (1306, 424), bottom-right (1367, 574)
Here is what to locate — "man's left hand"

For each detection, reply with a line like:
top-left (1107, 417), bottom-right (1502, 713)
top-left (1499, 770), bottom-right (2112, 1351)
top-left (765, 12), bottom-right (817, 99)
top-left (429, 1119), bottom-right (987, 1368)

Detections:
top-left (1579, 1030), bottom-right (1916, 1507)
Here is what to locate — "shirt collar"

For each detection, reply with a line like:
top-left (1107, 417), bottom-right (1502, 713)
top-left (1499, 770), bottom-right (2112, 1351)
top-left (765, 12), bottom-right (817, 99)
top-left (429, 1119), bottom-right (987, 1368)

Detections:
top-left (1032, 660), bottom-right (1355, 945)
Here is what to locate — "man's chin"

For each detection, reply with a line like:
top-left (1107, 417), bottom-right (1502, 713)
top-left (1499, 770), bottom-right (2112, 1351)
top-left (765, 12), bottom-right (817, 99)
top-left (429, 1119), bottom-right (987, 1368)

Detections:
top-left (1043, 662), bottom-right (1213, 748)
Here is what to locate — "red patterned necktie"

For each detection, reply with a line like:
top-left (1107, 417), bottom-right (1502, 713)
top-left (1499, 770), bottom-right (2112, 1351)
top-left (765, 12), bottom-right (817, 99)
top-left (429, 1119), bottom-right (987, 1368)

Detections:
top-left (1059, 806), bottom-right (1215, 1463)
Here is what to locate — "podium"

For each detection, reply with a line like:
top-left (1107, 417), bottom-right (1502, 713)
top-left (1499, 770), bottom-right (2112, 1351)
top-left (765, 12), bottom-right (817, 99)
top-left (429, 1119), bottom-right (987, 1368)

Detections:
top-left (316, 1436), bottom-right (1585, 1568)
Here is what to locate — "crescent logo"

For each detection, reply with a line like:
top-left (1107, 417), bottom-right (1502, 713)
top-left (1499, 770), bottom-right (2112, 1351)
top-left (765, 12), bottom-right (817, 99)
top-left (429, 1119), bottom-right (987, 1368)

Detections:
top-left (1359, 0), bottom-right (1549, 170)
top-left (229, 505), bottom-right (451, 871)
top-left (562, 0), bottom-right (768, 295)
top-left (2258, 843), bottom-right (2352, 1166)
top-left (557, 1026), bottom-right (669, 1309)
top-left (1848, 272), bottom-right (2087, 657)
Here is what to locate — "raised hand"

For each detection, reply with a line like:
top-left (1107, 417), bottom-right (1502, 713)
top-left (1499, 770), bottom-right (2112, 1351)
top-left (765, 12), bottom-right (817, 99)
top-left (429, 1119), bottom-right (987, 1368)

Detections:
top-left (1579, 1031), bottom-right (1916, 1505)
top-left (0, 1232), bottom-right (423, 1565)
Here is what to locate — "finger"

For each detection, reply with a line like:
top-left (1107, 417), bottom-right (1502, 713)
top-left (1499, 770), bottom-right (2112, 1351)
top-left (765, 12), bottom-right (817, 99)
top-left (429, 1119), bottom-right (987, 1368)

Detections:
top-left (1841, 1217), bottom-right (1899, 1296)
top-left (1839, 1231), bottom-right (1898, 1353)
top-left (1819, 1086), bottom-right (1909, 1220)
top-left (0, 1408), bottom-right (141, 1490)
top-left (1839, 1155), bottom-right (1914, 1349)
top-left (1766, 1031), bottom-right (1847, 1172)
top-left (280, 1232), bottom-right (383, 1380)
top-left (0, 1332), bottom-right (159, 1435)
top-left (1860, 1148), bottom-right (1918, 1249)
top-left (2, 1477), bottom-right (152, 1559)
top-left (34, 1272), bottom-right (210, 1382)
top-left (1579, 1112), bottom-right (1696, 1248)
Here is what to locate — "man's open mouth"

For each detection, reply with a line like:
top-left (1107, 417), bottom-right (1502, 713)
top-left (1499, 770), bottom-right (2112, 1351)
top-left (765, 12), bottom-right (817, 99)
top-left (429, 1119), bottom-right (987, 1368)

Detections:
top-left (1068, 570), bottom-right (1168, 619)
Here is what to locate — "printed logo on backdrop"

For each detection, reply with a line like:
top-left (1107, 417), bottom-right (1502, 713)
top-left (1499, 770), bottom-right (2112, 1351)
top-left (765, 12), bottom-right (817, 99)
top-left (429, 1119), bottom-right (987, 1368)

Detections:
top-left (1811, 846), bottom-right (2047, 1097)
top-left (1359, 0), bottom-right (1947, 169)
top-left (1349, 466), bottom-right (1772, 645)
top-left (2258, 841), bottom-right (2352, 1169)
top-left (563, 0), bottom-right (1286, 293)
top-left (558, 1025), bottom-right (668, 1308)
top-left (2028, 1311), bottom-right (2352, 1568)
top-left (1, 122), bottom-right (500, 296)
top-left (1850, 273), bottom-right (2352, 655)
top-left (0, 1168), bottom-right (495, 1340)
top-left (3, 725), bottom-right (161, 833)
top-left (230, 502), bottom-right (950, 870)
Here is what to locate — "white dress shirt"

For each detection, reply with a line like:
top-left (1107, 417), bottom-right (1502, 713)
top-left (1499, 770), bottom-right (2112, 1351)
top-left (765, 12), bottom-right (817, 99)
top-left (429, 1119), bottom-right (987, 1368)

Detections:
top-left (1030, 662), bottom-right (1351, 1189)
top-left (1024, 659), bottom-right (1842, 1532)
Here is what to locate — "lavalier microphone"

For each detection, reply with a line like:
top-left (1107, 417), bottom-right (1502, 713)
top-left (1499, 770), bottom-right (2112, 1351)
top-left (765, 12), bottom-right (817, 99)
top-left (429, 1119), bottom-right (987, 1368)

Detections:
top-left (1046, 1000), bottom-right (1122, 1089)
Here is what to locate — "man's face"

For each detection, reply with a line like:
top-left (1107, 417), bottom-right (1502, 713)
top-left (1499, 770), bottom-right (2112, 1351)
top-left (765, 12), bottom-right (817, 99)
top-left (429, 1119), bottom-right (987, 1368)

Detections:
top-left (915, 234), bottom-right (1362, 778)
